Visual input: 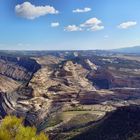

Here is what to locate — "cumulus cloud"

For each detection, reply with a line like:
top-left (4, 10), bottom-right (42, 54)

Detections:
top-left (51, 22), bottom-right (60, 27)
top-left (81, 17), bottom-right (104, 31)
top-left (15, 2), bottom-right (59, 19)
top-left (80, 18), bottom-right (102, 27)
top-left (88, 25), bottom-right (104, 31)
top-left (64, 17), bottom-right (104, 32)
top-left (118, 21), bottom-right (137, 29)
top-left (64, 25), bottom-right (82, 32)
top-left (73, 7), bottom-right (91, 13)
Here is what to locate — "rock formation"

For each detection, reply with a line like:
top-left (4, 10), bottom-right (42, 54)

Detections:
top-left (0, 52), bottom-right (140, 140)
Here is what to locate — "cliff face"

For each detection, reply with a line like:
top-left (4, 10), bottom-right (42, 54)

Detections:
top-left (0, 52), bottom-right (140, 140)
top-left (0, 56), bottom-right (41, 81)
top-left (0, 55), bottom-right (41, 94)
top-left (0, 75), bottom-right (21, 92)
top-left (0, 55), bottom-right (42, 124)
top-left (88, 68), bottom-right (140, 89)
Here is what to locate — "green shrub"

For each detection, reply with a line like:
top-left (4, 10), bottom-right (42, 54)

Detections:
top-left (0, 116), bottom-right (49, 140)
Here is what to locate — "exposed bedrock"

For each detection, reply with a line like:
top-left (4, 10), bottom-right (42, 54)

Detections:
top-left (0, 54), bottom-right (140, 140)
top-left (0, 55), bottom-right (41, 81)
top-left (88, 68), bottom-right (140, 89)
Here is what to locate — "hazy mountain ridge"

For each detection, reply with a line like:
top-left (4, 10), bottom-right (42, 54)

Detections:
top-left (112, 46), bottom-right (140, 54)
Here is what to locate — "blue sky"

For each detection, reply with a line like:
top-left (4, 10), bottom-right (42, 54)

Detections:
top-left (0, 0), bottom-right (140, 50)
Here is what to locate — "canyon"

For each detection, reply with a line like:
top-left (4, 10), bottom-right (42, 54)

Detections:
top-left (0, 51), bottom-right (140, 140)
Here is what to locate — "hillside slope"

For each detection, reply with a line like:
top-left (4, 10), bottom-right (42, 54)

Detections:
top-left (71, 106), bottom-right (140, 140)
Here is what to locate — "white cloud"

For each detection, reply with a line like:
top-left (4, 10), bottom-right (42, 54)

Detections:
top-left (15, 2), bottom-right (59, 20)
top-left (88, 25), bottom-right (104, 31)
top-left (64, 17), bottom-right (104, 32)
top-left (118, 21), bottom-right (137, 29)
top-left (80, 17), bottom-right (104, 31)
top-left (73, 7), bottom-right (91, 13)
top-left (51, 22), bottom-right (60, 27)
top-left (80, 18), bottom-right (102, 27)
top-left (64, 25), bottom-right (82, 32)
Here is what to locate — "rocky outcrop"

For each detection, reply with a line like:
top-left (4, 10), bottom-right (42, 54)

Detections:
top-left (0, 75), bottom-right (21, 92)
top-left (84, 59), bottom-right (97, 70)
top-left (29, 58), bottom-right (95, 98)
top-left (0, 52), bottom-right (140, 140)
top-left (88, 67), bottom-right (140, 89)
top-left (0, 55), bottom-right (41, 81)
top-left (55, 61), bottom-right (95, 91)
top-left (87, 68), bottom-right (112, 89)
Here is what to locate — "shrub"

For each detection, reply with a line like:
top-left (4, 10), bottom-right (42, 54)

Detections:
top-left (0, 116), bottom-right (48, 140)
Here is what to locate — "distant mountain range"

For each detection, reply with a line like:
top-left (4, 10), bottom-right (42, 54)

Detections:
top-left (112, 46), bottom-right (140, 54)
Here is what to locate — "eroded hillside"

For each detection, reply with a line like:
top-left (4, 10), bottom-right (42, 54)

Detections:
top-left (0, 51), bottom-right (140, 140)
